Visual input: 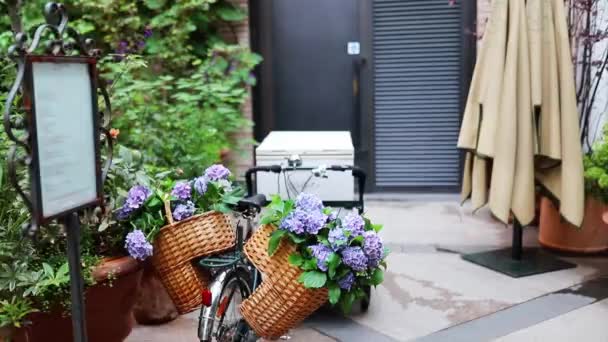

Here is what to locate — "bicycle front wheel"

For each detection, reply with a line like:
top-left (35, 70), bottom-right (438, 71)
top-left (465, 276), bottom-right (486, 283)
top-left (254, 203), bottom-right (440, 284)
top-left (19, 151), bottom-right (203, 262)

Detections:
top-left (209, 271), bottom-right (253, 342)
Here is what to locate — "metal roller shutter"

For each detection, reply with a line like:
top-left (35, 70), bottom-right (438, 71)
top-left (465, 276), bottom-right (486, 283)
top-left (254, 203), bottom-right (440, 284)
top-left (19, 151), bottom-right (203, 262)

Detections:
top-left (373, 0), bottom-right (462, 190)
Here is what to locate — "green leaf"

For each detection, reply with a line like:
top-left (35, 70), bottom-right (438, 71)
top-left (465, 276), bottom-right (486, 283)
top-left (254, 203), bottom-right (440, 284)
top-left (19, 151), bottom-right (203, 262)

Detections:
top-left (327, 253), bottom-right (340, 279)
top-left (298, 271), bottom-right (327, 288)
top-left (301, 258), bottom-right (318, 271)
top-left (352, 236), bottom-right (364, 244)
top-left (372, 224), bottom-right (383, 232)
top-left (267, 230), bottom-right (286, 256)
top-left (288, 233), bottom-right (307, 244)
top-left (328, 283), bottom-right (341, 305)
top-left (371, 268), bottom-right (384, 286)
top-left (259, 214), bottom-right (277, 225)
top-left (144, 0), bottom-right (166, 10)
top-left (42, 264), bottom-right (53, 277)
top-left (288, 253), bottom-right (303, 267)
top-left (56, 263), bottom-right (69, 278)
top-left (340, 291), bottom-right (355, 314)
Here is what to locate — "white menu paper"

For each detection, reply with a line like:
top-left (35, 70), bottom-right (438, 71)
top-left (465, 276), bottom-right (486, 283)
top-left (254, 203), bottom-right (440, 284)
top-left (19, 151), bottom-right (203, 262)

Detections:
top-left (32, 61), bottom-right (98, 218)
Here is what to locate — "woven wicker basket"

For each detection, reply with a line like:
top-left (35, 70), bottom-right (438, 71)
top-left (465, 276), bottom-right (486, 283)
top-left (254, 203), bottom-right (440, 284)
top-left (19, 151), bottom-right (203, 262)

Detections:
top-left (241, 225), bottom-right (328, 339)
top-left (154, 262), bottom-right (210, 314)
top-left (151, 202), bottom-right (236, 313)
top-left (152, 204), bottom-right (236, 270)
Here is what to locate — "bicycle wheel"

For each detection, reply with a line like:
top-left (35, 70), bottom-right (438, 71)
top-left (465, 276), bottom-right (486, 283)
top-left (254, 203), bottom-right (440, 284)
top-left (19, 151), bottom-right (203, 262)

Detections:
top-left (210, 271), bottom-right (253, 342)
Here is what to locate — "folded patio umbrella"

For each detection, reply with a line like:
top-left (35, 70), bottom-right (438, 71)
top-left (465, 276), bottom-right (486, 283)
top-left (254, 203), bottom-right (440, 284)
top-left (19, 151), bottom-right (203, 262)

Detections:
top-left (458, 0), bottom-right (536, 225)
top-left (458, 0), bottom-right (584, 227)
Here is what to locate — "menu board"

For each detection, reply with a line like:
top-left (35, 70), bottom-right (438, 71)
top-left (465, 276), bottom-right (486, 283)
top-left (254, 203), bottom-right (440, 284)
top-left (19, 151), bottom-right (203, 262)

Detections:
top-left (31, 61), bottom-right (99, 218)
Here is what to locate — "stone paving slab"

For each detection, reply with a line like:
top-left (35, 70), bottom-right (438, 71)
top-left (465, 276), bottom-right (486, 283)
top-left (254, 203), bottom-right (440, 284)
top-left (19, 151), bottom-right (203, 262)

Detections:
top-left (128, 200), bottom-right (608, 341)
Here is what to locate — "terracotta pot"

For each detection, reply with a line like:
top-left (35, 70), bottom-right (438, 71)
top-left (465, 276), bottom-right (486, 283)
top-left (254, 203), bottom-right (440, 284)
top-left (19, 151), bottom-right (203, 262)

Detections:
top-left (539, 197), bottom-right (608, 253)
top-left (133, 261), bottom-right (178, 325)
top-left (16, 256), bottom-right (142, 342)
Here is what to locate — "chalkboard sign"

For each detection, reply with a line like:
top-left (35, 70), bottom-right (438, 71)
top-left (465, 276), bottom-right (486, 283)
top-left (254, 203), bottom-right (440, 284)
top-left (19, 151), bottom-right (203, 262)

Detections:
top-left (25, 56), bottom-right (102, 224)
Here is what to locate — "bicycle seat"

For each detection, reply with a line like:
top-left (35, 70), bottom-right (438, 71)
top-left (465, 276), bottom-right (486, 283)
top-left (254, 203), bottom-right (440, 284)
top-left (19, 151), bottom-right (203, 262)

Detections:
top-left (233, 194), bottom-right (267, 214)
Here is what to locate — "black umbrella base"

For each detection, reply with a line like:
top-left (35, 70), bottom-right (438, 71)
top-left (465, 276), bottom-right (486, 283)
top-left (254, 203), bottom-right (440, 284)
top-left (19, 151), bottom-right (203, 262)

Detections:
top-left (462, 247), bottom-right (576, 278)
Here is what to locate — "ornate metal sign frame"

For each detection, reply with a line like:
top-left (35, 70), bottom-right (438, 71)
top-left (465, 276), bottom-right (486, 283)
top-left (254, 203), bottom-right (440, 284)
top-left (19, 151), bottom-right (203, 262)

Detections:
top-left (3, 2), bottom-right (113, 235)
top-left (24, 54), bottom-right (103, 224)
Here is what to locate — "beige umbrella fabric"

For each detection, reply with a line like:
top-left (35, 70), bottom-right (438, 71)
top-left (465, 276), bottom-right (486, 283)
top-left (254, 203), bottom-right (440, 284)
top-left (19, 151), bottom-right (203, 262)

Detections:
top-left (535, 0), bottom-right (585, 227)
top-left (457, 0), bottom-right (584, 227)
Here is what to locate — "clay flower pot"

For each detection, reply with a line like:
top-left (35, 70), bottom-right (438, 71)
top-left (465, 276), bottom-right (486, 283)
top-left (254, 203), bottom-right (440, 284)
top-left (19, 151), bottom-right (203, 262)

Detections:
top-left (133, 261), bottom-right (178, 325)
top-left (539, 197), bottom-right (608, 253)
top-left (17, 256), bottom-right (143, 342)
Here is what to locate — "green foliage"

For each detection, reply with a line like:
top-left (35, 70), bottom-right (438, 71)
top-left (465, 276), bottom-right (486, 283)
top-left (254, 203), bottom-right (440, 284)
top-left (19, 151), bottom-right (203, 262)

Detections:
top-left (584, 124), bottom-right (608, 203)
top-left (298, 271), bottom-right (327, 289)
top-left (106, 45), bottom-right (261, 178)
top-left (0, 297), bottom-right (37, 328)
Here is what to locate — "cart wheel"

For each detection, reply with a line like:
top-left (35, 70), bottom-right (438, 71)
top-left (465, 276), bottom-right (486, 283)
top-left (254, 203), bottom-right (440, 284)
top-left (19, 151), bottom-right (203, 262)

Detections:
top-left (361, 286), bottom-right (371, 312)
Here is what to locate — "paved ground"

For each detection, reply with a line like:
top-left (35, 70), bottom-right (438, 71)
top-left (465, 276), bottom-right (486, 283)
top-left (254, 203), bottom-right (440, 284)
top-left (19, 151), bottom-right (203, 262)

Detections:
top-left (128, 198), bottom-right (608, 341)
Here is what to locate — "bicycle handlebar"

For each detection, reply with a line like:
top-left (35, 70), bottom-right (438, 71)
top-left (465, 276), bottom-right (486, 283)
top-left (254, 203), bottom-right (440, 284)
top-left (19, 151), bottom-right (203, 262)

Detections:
top-left (244, 165), bottom-right (366, 207)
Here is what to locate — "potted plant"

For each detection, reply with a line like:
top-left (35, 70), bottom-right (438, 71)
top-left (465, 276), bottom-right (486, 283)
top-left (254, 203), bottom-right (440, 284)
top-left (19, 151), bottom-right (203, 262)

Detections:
top-left (0, 136), bottom-right (166, 341)
top-left (539, 124), bottom-right (608, 253)
top-left (240, 193), bottom-right (388, 339)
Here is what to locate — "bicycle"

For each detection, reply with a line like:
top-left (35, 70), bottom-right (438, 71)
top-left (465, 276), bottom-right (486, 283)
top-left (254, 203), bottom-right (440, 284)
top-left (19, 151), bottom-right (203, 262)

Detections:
top-left (197, 162), bottom-right (369, 342)
top-left (197, 194), bottom-right (266, 342)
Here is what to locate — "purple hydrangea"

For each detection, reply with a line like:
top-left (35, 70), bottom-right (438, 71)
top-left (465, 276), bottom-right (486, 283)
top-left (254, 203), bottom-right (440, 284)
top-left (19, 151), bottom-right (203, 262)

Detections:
top-left (328, 227), bottom-right (348, 251)
top-left (125, 230), bottom-right (153, 260)
top-left (295, 193), bottom-right (324, 212)
top-left (126, 185), bottom-right (151, 209)
top-left (204, 164), bottom-right (231, 181)
top-left (338, 272), bottom-right (355, 291)
top-left (115, 206), bottom-right (132, 220)
top-left (171, 182), bottom-right (192, 200)
top-left (173, 201), bottom-right (196, 221)
top-left (279, 209), bottom-right (306, 234)
top-left (327, 210), bottom-right (338, 222)
top-left (342, 210), bottom-right (365, 237)
top-left (280, 209), bottom-right (327, 235)
top-left (309, 243), bottom-right (333, 272)
top-left (143, 26), bottom-right (153, 38)
top-left (363, 231), bottom-right (384, 268)
top-left (193, 176), bottom-right (208, 195)
top-left (341, 246), bottom-right (368, 272)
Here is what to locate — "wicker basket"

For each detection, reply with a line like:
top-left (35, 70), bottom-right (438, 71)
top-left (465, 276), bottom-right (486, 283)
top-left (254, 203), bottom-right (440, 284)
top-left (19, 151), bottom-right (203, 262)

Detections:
top-left (154, 262), bottom-right (210, 314)
top-left (152, 203), bottom-right (236, 270)
top-left (151, 202), bottom-right (236, 313)
top-left (241, 225), bottom-right (328, 339)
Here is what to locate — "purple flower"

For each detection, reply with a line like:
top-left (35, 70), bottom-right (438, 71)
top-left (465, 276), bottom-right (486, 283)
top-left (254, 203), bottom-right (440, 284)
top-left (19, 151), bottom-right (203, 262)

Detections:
top-left (116, 40), bottom-right (129, 54)
top-left (295, 193), bottom-right (324, 212)
top-left (143, 26), bottom-right (153, 38)
top-left (115, 206), bottom-right (132, 220)
top-left (279, 209), bottom-right (326, 235)
top-left (204, 164), bottom-right (231, 181)
top-left (125, 185), bottom-right (152, 210)
top-left (194, 176), bottom-right (208, 195)
top-left (328, 227), bottom-right (348, 251)
top-left (327, 210), bottom-right (338, 222)
top-left (338, 272), bottom-right (355, 291)
top-left (363, 231), bottom-right (383, 268)
top-left (279, 209), bottom-right (306, 235)
top-left (309, 244), bottom-right (333, 272)
top-left (171, 182), bottom-right (192, 200)
top-left (173, 201), bottom-right (196, 221)
top-left (342, 210), bottom-right (365, 237)
top-left (125, 230), bottom-right (153, 260)
top-left (137, 40), bottom-right (146, 50)
top-left (341, 246), bottom-right (368, 272)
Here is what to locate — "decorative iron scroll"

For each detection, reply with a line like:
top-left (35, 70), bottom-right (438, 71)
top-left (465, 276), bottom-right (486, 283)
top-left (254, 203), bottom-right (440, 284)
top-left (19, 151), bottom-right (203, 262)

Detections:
top-left (3, 2), bottom-right (113, 237)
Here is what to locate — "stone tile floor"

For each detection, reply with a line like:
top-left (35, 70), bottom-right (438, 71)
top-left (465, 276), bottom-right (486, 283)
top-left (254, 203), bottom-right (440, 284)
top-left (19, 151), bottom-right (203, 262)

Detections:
top-left (128, 199), bottom-right (608, 341)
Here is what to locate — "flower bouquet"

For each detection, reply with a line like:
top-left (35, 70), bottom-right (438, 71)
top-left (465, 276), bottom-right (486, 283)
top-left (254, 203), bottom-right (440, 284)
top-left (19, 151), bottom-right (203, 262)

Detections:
top-left (115, 164), bottom-right (244, 313)
top-left (240, 193), bottom-right (388, 338)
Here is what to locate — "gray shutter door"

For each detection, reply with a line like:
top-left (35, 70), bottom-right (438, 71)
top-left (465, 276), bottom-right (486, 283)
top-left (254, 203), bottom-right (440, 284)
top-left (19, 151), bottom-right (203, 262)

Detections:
top-left (373, 0), bottom-right (462, 190)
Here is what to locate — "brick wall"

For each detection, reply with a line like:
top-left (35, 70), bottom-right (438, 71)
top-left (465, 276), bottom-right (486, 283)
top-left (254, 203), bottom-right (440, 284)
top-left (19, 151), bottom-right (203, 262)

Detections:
top-left (218, 0), bottom-right (255, 179)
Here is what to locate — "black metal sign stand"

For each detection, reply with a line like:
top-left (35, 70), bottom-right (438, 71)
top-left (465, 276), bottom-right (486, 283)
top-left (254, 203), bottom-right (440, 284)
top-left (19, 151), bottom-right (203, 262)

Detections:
top-left (462, 218), bottom-right (576, 278)
top-left (3, 3), bottom-right (113, 341)
top-left (65, 213), bottom-right (88, 342)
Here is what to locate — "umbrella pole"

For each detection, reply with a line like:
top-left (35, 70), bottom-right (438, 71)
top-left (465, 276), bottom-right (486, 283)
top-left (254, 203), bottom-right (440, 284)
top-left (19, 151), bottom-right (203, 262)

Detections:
top-left (512, 219), bottom-right (523, 260)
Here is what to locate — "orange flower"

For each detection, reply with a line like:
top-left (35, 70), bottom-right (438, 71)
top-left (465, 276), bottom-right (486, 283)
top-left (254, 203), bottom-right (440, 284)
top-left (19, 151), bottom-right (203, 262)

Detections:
top-left (109, 128), bottom-right (120, 139)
